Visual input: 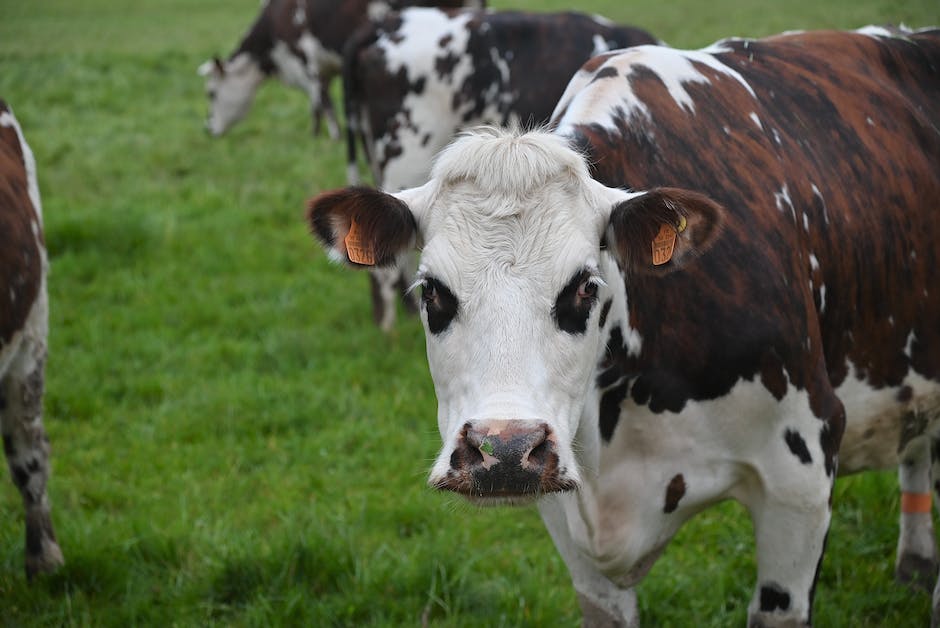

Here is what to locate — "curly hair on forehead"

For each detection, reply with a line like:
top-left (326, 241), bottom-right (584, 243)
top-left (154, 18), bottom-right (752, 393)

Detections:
top-left (430, 125), bottom-right (593, 200)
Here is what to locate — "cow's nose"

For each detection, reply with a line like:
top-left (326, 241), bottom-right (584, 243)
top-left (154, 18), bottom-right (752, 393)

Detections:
top-left (464, 420), bottom-right (549, 470)
top-left (435, 419), bottom-right (576, 499)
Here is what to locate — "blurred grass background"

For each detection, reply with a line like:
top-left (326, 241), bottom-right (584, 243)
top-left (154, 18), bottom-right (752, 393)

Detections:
top-left (0, 0), bottom-right (938, 625)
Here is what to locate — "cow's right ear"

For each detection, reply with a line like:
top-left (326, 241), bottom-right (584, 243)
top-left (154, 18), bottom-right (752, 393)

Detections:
top-left (306, 186), bottom-right (418, 268)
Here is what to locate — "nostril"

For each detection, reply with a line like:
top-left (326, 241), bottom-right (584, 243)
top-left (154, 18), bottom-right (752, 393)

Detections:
top-left (526, 439), bottom-right (551, 469)
top-left (464, 422), bottom-right (483, 448)
top-left (451, 422), bottom-right (484, 470)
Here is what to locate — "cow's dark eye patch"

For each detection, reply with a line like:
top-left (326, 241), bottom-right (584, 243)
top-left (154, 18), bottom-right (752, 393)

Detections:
top-left (421, 277), bottom-right (458, 334)
top-left (552, 269), bottom-right (600, 334)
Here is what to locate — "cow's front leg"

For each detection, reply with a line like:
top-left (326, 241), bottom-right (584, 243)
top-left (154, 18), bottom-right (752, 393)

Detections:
top-left (1, 352), bottom-right (63, 579)
top-left (367, 267), bottom-right (401, 332)
top-left (744, 465), bottom-right (832, 627)
top-left (539, 495), bottom-right (639, 627)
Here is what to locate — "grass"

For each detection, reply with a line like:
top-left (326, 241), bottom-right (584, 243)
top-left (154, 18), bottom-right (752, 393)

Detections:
top-left (1, 0), bottom-right (938, 625)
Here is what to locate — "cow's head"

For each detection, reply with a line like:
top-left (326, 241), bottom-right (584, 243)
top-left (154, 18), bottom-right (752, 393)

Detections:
top-left (308, 127), bottom-right (722, 505)
top-left (197, 54), bottom-right (265, 136)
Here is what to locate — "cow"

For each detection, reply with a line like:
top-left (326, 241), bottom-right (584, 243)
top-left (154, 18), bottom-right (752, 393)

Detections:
top-left (198, 0), bottom-right (484, 138)
top-left (307, 25), bottom-right (940, 626)
top-left (0, 100), bottom-right (62, 580)
top-left (342, 7), bottom-right (659, 330)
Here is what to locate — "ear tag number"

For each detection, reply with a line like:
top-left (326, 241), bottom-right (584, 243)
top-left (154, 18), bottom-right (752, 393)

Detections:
top-left (652, 223), bottom-right (677, 266)
top-left (345, 218), bottom-right (375, 266)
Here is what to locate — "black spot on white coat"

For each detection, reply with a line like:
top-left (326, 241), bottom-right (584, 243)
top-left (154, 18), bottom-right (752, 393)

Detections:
top-left (785, 429), bottom-right (813, 464)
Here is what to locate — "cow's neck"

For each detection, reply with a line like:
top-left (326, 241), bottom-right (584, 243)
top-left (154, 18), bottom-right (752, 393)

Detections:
top-left (564, 252), bottom-right (710, 586)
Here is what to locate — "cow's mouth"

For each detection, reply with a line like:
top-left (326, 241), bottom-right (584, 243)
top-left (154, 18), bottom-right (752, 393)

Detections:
top-left (432, 473), bottom-right (579, 506)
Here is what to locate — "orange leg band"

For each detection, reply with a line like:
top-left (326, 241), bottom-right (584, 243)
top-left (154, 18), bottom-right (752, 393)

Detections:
top-left (901, 492), bottom-right (933, 514)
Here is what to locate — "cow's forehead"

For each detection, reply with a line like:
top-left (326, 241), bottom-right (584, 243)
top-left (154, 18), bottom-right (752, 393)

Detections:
top-left (418, 182), bottom-right (601, 296)
top-left (417, 128), bottom-right (606, 287)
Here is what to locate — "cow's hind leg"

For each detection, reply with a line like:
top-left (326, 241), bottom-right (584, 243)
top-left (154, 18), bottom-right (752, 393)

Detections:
top-left (895, 428), bottom-right (937, 591)
top-left (1, 346), bottom-right (62, 579)
top-left (928, 431), bottom-right (940, 626)
top-left (310, 80), bottom-right (340, 141)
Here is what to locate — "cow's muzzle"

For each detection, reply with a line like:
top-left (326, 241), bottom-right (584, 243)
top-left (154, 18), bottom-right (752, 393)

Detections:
top-left (432, 419), bottom-right (577, 503)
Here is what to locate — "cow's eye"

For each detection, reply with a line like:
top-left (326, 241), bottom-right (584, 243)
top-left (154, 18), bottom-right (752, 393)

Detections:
top-left (421, 277), bottom-right (458, 335)
top-left (421, 279), bottom-right (437, 303)
top-left (553, 270), bottom-right (600, 335)
top-left (577, 279), bottom-right (598, 301)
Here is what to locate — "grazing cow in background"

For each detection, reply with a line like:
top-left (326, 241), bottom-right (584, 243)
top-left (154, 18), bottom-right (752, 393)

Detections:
top-left (198, 0), bottom-right (484, 138)
top-left (308, 25), bottom-right (940, 626)
top-left (342, 7), bottom-right (658, 330)
top-left (0, 100), bottom-right (62, 579)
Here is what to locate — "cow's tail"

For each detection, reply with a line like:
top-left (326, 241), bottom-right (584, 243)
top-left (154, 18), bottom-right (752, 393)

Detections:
top-left (342, 21), bottom-right (382, 187)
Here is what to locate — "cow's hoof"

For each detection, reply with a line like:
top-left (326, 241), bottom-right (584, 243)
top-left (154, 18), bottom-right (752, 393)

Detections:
top-left (577, 593), bottom-right (638, 628)
top-left (25, 541), bottom-right (64, 580)
top-left (896, 552), bottom-right (937, 593)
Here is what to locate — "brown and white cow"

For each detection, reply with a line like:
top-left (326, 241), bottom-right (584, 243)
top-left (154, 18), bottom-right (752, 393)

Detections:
top-left (342, 7), bottom-right (658, 330)
top-left (0, 100), bottom-right (61, 579)
top-left (198, 0), bottom-right (484, 138)
top-left (308, 26), bottom-right (940, 625)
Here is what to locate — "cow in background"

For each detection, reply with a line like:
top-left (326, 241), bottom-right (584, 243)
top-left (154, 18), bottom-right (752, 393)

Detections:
top-left (308, 26), bottom-right (940, 625)
top-left (342, 8), bottom-right (658, 330)
top-left (0, 100), bottom-right (62, 579)
top-left (198, 0), bottom-right (484, 138)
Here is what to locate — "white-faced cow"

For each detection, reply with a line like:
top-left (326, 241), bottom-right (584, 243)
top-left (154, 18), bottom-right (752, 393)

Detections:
top-left (198, 0), bottom-right (484, 138)
top-left (342, 7), bottom-right (658, 330)
top-left (1, 100), bottom-right (61, 579)
top-left (308, 25), bottom-right (940, 625)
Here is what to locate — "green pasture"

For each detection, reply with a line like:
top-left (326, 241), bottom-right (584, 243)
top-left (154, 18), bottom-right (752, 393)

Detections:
top-left (1, 0), bottom-right (938, 625)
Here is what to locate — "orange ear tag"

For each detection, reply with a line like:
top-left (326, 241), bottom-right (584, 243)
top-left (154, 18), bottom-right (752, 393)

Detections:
top-left (652, 223), bottom-right (677, 266)
top-left (344, 218), bottom-right (375, 266)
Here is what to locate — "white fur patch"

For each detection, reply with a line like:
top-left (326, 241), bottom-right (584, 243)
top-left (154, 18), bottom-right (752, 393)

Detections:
top-left (837, 363), bottom-right (940, 473)
top-left (375, 9), bottom-right (510, 190)
top-left (554, 44), bottom-right (757, 133)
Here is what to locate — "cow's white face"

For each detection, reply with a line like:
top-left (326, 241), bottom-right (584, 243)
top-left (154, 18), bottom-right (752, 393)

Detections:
top-left (198, 54), bottom-right (265, 136)
top-left (307, 127), bottom-right (723, 505)
top-left (413, 171), bottom-right (614, 503)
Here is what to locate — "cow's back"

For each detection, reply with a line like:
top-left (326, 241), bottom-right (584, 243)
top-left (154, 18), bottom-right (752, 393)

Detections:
top-left (459, 11), bottom-right (658, 125)
top-left (558, 29), bottom-right (940, 423)
top-left (346, 8), bottom-right (658, 189)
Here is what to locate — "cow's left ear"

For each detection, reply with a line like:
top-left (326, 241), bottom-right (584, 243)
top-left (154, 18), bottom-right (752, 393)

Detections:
top-left (306, 186), bottom-right (419, 268)
top-left (604, 187), bottom-right (724, 274)
top-left (198, 57), bottom-right (225, 77)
